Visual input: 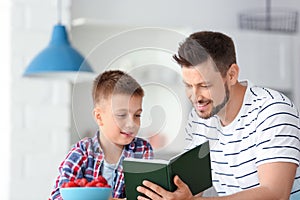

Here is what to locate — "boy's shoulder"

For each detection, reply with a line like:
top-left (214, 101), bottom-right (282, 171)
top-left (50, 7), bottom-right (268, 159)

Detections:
top-left (72, 134), bottom-right (99, 153)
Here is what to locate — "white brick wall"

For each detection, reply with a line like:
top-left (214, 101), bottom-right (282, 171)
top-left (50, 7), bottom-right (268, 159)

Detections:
top-left (0, 0), bottom-right (11, 199)
top-left (11, 0), bottom-right (73, 199)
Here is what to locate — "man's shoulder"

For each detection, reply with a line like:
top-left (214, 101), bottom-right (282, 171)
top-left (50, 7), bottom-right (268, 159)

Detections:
top-left (241, 86), bottom-right (300, 128)
top-left (249, 85), bottom-right (288, 100)
top-left (247, 85), bottom-right (295, 108)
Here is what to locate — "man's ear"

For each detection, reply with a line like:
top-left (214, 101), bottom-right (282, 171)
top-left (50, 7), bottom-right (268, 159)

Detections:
top-left (93, 107), bottom-right (104, 126)
top-left (227, 63), bottom-right (239, 84)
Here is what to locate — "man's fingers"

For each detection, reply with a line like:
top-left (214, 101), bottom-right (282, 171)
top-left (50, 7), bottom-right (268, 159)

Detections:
top-left (142, 180), bottom-right (165, 194)
top-left (137, 193), bottom-right (150, 200)
top-left (174, 175), bottom-right (186, 188)
top-left (137, 185), bottom-right (161, 200)
top-left (137, 177), bottom-right (194, 200)
top-left (137, 181), bottom-right (165, 200)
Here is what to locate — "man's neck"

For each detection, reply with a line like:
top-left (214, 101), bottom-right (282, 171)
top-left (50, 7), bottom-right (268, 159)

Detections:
top-left (218, 82), bottom-right (247, 126)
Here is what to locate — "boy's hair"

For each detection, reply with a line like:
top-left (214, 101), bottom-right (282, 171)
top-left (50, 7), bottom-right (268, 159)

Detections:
top-left (173, 31), bottom-right (237, 77)
top-left (92, 70), bottom-right (144, 106)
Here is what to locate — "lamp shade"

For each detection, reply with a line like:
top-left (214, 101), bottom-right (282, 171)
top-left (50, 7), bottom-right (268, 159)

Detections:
top-left (23, 24), bottom-right (94, 80)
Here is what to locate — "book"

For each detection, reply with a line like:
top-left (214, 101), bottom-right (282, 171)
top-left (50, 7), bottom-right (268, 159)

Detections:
top-left (123, 141), bottom-right (212, 200)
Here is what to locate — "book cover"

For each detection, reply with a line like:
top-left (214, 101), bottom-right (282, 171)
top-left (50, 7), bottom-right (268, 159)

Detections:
top-left (123, 141), bottom-right (212, 200)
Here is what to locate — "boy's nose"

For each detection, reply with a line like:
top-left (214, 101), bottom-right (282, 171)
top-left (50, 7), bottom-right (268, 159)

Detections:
top-left (124, 117), bottom-right (137, 129)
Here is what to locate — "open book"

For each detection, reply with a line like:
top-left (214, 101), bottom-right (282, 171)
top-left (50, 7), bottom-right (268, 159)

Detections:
top-left (123, 141), bottom-right (212, 200)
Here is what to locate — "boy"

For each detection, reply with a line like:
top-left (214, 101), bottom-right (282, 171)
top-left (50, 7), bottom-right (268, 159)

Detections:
top-left (49, 70), bottom-right (153, 199)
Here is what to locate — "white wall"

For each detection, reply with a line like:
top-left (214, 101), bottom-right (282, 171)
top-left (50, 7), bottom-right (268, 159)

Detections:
top-left (70, 0), bottom-right (300, 156)
top-left (10, 0), bottom-right (73, 199)
top-left (0, 0), bottom-right (11, 199)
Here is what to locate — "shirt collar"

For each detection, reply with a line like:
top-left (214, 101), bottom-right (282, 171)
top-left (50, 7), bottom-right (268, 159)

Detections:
top-left (92, 130), bottom-right (101, 153)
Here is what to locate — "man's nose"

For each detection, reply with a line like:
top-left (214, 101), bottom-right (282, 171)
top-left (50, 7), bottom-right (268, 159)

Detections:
top-left (188, 87), bottom-right (202, 103)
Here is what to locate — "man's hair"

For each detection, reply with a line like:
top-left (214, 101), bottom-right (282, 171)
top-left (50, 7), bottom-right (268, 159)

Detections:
top-left (173, 31), bottom-right (237, 77)
top-left (92, 70), bottom-right (144, 106)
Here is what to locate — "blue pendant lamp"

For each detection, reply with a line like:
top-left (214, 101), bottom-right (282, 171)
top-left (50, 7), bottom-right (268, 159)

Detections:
top-left (23, 0), bottom-right (94, 80)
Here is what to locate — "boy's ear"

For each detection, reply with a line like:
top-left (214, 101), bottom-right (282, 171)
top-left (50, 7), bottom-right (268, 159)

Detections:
top-left (93, 107), bottom-right (104, 126)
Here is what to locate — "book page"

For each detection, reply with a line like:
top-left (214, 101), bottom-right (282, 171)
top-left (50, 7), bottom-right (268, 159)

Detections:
top-left (124, 157), bottom-right (169, 165)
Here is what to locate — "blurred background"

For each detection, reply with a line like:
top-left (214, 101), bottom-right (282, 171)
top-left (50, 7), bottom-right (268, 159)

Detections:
top-left (1, 0), bottom-right (300, 199)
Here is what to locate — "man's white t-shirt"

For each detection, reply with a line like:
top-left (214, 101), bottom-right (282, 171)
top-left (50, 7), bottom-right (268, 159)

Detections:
top-left (185, 81), bottom-right (300, 199)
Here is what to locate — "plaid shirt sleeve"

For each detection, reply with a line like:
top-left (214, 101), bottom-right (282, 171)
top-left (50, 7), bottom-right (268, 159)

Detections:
top-left (48, 140), bottom-right (90, 200)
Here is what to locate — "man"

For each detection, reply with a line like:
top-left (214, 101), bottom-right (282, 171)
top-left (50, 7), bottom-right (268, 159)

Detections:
top-left (137, 31), bottom-right (300, 200)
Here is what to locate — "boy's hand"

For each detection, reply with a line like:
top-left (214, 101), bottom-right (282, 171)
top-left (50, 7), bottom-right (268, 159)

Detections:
top-left (137, 175), bottom-right (194, 200)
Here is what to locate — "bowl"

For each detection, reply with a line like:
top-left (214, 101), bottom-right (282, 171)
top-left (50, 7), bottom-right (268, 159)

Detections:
top-left (60, 187), bottom-right (112, 200)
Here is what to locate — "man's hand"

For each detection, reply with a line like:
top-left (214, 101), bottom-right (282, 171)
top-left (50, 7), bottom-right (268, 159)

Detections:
top-left (136, 175), bottom-right (194, 200)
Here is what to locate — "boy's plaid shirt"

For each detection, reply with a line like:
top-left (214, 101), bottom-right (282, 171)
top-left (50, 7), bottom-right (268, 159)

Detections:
top-left (49, 131), bottom-right (153, 199)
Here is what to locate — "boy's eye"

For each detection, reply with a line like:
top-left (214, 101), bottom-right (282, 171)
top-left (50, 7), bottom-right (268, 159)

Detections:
top-left (116, 114), bottom-right (126, 118)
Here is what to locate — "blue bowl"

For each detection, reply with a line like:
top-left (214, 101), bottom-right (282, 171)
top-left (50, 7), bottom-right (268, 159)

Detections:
top-left (60, 187), bottom-right (112, 200)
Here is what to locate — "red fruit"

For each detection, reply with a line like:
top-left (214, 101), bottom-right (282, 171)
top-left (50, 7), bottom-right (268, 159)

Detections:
top-left (74, 179), bottom-right (81, 186)
top-left (96, 182), bottom-right (105, 187)
top-left (85, 180), bottom-right (97, 187)
top-left (62, 177), bottom-right (110, 188)
top-left (75, 178), bottom-right (88, 187)
top-left (96, 175), bottom-right (107, 185)
top-left (65, 181), bottom-right (78, 187)
top-left (85, 182), bottom-right (93, 187)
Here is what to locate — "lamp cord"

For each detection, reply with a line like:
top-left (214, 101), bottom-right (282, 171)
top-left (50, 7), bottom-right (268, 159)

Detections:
top-left (57, 0), bottom-right (62, 25)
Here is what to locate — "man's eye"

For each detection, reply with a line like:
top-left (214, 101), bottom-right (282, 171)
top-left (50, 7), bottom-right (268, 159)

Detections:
top-left (135, 114), bottom-right (141, 118)
top-left (201, 84), bottom-right (211, 88)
